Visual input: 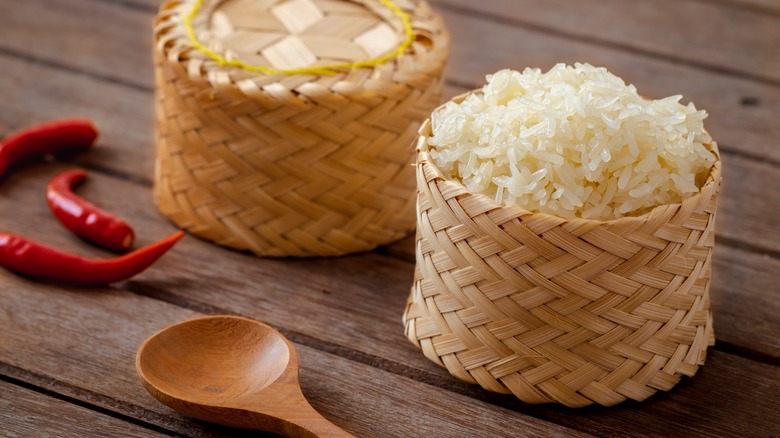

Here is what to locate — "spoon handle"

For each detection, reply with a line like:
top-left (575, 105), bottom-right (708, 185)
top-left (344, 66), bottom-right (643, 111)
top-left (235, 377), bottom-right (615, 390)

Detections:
top-left (251, 382), bottom-right (354, 438)
top-left (284, 406), bottom-right (355, 438)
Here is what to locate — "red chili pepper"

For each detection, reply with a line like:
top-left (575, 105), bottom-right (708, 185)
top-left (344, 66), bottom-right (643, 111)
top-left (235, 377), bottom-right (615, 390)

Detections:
top-left (0, 231), bottom-right (184, 285)
top-left (0, 119), bottom-right (98, 179)
top-left (46, 169), bottom-right (135, 252)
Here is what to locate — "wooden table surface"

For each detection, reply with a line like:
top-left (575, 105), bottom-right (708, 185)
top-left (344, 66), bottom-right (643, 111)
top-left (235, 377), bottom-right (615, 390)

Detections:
top-left (1, 0), bottom-right (779, 436)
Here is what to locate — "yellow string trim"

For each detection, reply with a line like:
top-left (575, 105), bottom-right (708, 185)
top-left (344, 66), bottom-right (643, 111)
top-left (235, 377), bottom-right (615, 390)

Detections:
top-left (183, 0), bottom-right (415, 76)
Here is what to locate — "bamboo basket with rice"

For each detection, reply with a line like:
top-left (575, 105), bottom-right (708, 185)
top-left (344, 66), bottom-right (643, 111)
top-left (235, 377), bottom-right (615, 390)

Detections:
top-left (402, 64), bottom-right (721, 407)
top-left (152, 0), bottom-right (449, 257)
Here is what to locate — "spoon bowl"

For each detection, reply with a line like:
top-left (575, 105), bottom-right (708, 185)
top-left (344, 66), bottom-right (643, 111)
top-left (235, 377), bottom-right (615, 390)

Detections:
top-left (137, 315), bottom-right (352, 437)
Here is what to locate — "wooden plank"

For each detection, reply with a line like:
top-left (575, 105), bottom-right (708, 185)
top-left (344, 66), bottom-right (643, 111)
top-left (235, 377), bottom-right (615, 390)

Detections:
top-left (607, 349), bottom-right (780, 437)
top-left (1, 0), bottom-right (780, 164)
top-left (1, 159), bottom-right (778, 361)
top-left (0, 274), bottom-right (591, 437)
top-left (718, 154), bottom-right (780, 256)
top-left (3, 122), bottom-right (780, 359)
top-left (0, 0), bottom-right (777, 353)
top-left (53, 0), bottom-right (780, 29)
top-left (0, 272), bottom-right (778, 437)
top-left (0, 0), bottom-right (155, 88)
top-left (433, 6), bottom-right (780, 165)
top-left (0, 52), bottom-right (463, 183)
top-left (0, 54), bottom-right (155, 182)
top-left (2, 162), bottom-right (780, 359)
top-left (700, 0), bottom-right (780, 15)
top-left (0, 203), bottom-right (777, 436)
top-left (432, 0), bottom-right (780, 82)
top-left (710, 245), bottom-right (780, 356)
top-left (2, 7), bottom-right (780, 260)
top-left (0, 380), bottom-right (169, 438)
top-left (1, 1), bottom-right (777, 437)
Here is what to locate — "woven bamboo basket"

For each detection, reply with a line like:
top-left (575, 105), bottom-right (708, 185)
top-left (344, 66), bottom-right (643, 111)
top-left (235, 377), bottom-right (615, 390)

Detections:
top-left (152, 0), bottom-right (449, 256)
top-left (403, 94), bottom-right (721, 407)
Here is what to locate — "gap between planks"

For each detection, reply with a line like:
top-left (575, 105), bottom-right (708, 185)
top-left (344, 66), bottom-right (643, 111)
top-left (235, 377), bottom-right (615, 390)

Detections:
top-left (3, 0), bottom-right (778, 369)
top-left (72, 0), bottom-right (780, 88)
top-left (0, 44), bottom-right (777, 172)
top-left (3, 124), bottom-right (778, 266)
top-left (1, 60), bottom-right (780, 344)
top-left (81, 0), bottom-right (780, 19)
top-left (1, 172), bottom-right (778, 436)
top-left (123, 279), bottom-right (780, 370)
top-left (6, 278), bottom-right (777, 438)
top-left (427, 0), bottom-right (780, 89)
top-left (0, 46), bottom-right (150, 94)
top-left (0, 278), bottom-right (601, 437)
top-left (1, 34), bottom-right (779, 366)
top-left (2, 318), bottom-right (777, 438)
top-left (0, 15), bottom-right (778, 170)
top-left (679, 0), bottom-right (780, 18)
top-left (0, 366), bottom-right (187, 438)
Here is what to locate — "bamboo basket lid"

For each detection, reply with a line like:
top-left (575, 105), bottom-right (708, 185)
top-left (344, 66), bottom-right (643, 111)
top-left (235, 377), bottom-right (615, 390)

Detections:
top-left (152, 0), bottom-right (449, 256)
top-left (155, 0), bottom-right (446, 86)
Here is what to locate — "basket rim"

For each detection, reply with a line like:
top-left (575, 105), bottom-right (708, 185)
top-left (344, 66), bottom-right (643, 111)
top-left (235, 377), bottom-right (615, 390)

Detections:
top-left (153, 0), bottom-right (450, 86)
top-left (417, 90), bottom-right (722, 227)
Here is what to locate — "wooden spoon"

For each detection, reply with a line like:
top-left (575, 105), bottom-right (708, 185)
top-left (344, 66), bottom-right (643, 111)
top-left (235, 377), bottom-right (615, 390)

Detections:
top-left (136, 315), bottom-right (353, 437)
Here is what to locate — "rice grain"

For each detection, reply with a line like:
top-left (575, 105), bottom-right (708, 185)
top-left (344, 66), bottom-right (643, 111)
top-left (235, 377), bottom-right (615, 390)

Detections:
top-left (427, 63), bottom-right (716, 220)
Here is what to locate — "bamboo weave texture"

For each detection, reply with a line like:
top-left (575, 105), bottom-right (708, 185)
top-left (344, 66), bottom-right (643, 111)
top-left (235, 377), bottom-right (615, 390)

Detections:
top-left (403, 118), bottom-right (721, 407)
top-left (152, 0), bottom-right (449, 256)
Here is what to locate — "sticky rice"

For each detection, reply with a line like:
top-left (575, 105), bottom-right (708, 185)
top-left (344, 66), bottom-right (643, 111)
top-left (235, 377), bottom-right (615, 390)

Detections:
top-left (427, 63), bottom-right (716, 220)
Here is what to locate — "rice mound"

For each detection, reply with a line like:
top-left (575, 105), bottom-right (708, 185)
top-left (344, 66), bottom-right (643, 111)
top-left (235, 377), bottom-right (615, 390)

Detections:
top-left (427, 63), bottom-right (717, 220)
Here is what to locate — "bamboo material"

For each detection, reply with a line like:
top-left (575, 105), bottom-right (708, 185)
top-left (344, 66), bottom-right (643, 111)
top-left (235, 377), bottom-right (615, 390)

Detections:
top-left (152, 0), bottom-right (449, 256)
top-left (403, 96), bottom-right (721, 407)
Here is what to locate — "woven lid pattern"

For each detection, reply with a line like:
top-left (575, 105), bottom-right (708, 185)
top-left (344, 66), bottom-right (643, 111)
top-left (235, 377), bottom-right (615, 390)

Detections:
top-left (403, 117), bottom-right (721, 407)
top-left (199, 0), bottom-right (412, 71)
top-left (152, 0), bottom-right (449, 256)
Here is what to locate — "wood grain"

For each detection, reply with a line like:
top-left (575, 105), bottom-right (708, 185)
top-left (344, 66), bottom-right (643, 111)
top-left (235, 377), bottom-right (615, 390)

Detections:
top-left (0, 272), bottom-right (777, 437)
top-left (0, 0), bottom-right (777, 360)
top-left (694, 0), bottom-right (780, 15)
top-left (0, 275), bottom-right (592, 438)
top-left (0, 164), bottom-right (778, 436)
top-left (432, 0), bottom-right (780, 82)
top-left (0, 0), bottom-right (154, 88)
top-left (4, 0), bottom-right (780, 260)
top-left (434, 6), bottom-right (780, 165)
top-left (0, 52), bottom-right (462, 184)
top-left (0, 380), bottom-right (169, 438)
top-left (1, 0), bottom-right (779, 435)
top-left (2, 162), bottom-right (780, 359)
top-left (0, 56), bottom-right (155, 182)
top-left (2, 0), bottom-right (780, 164)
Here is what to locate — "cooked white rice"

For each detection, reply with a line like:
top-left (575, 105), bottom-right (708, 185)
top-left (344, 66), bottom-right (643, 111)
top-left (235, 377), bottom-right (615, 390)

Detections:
top-left (427, 63), bottom-right (716, 220)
